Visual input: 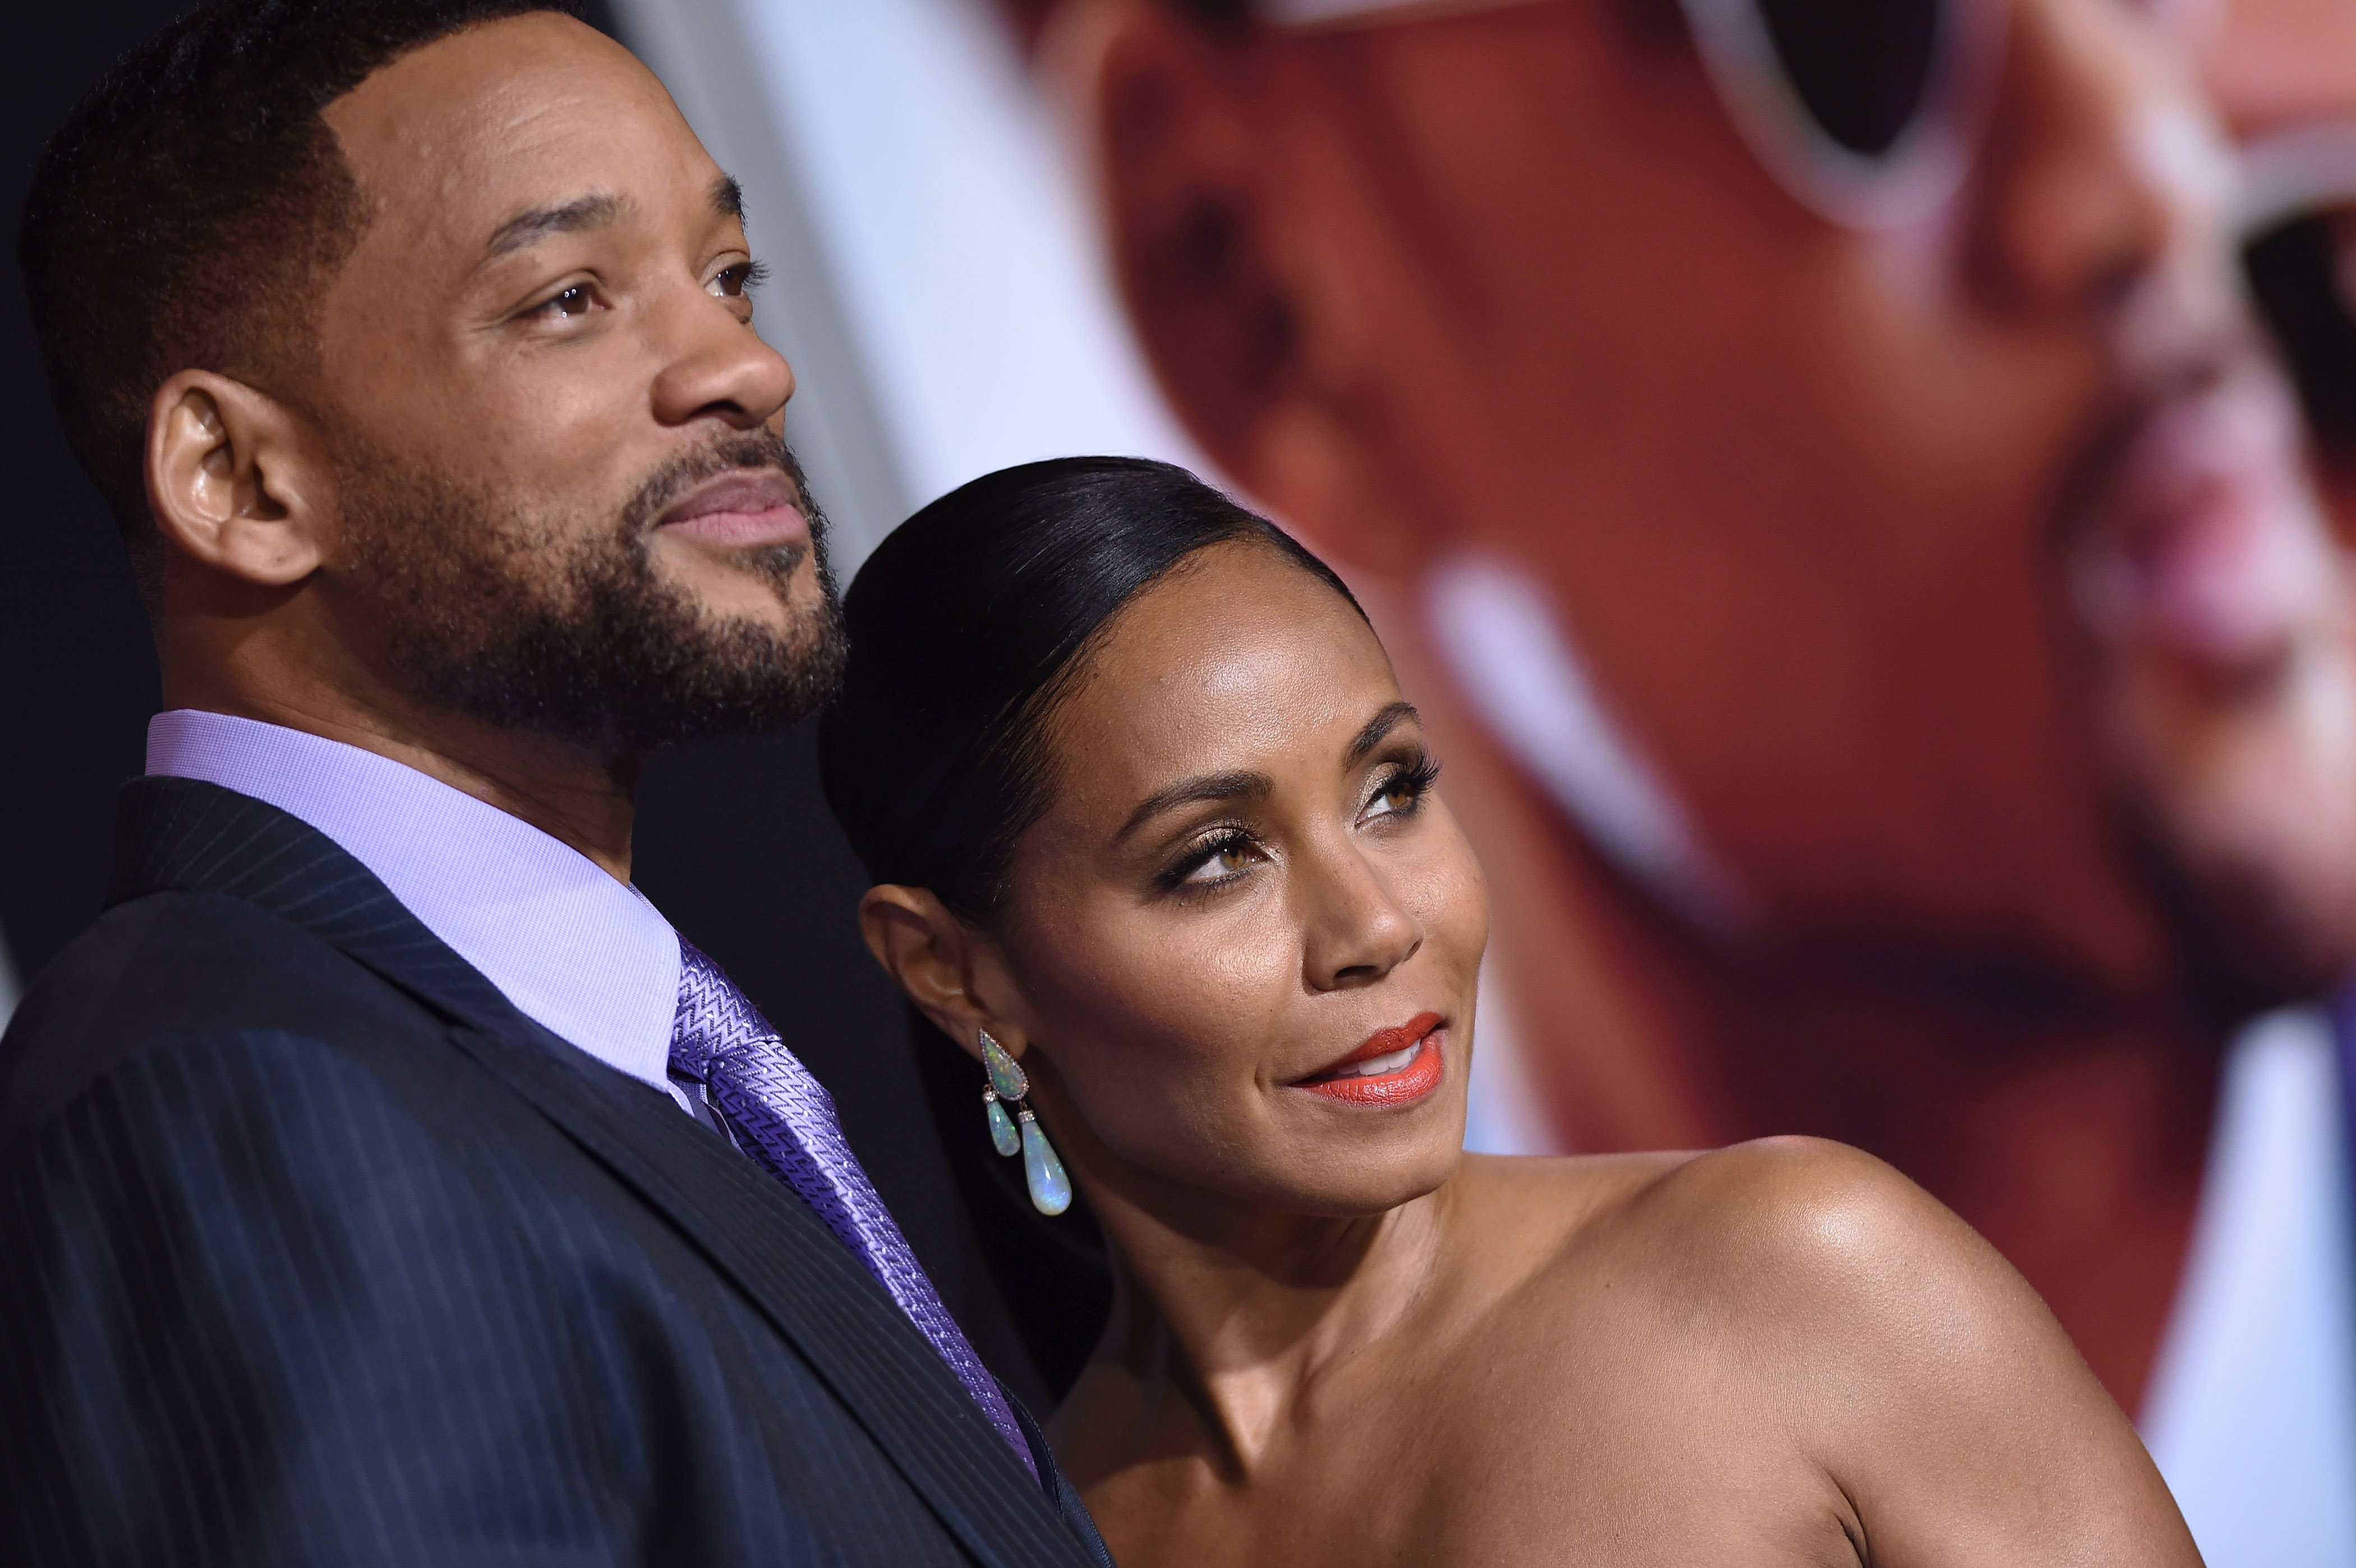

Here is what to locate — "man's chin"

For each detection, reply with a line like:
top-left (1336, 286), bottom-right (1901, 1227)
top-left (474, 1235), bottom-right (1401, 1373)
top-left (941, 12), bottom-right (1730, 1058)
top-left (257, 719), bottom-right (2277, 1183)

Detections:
top-left (388, 553), bottom-right (844, 756)
top-left (648, 532), bottom-right (815, 608)
top-left (2125, 634), bottom-right (2356, 1010)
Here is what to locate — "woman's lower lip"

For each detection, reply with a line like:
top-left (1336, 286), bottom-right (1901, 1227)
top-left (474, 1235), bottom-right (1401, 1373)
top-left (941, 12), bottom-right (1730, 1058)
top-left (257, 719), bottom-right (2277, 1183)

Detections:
top-left (1296, 1033), bottom-right (1446, 1107)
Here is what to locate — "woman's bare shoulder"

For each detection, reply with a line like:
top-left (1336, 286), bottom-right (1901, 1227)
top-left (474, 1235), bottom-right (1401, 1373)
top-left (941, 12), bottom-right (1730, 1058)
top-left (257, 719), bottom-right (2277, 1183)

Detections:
top-left (1456, 1137), bottom-right (2075, 1417)
top-left (1455, 1140), bottom-right (2196, 1562)
top-left (1453, 1138), bottom-right (1933, 1261)
top-left (1490, 1137), bottom-right (2025, 1330)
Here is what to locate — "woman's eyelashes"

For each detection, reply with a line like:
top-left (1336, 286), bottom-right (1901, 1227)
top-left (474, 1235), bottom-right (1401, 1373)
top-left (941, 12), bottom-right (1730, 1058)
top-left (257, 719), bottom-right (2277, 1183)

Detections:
top-left (1158, 824), bottom-right (1266, 893)
top-left (1358, 755), bottom-right (1441, 826)
top-left (1152, 755), bottom-right (1442, 895)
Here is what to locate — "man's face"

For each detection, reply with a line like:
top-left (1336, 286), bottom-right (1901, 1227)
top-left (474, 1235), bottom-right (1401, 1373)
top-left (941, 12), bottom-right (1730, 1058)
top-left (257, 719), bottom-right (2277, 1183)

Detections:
top-left (1101, 0), bottom-right (2356, 1006)
top-left (307, 14), bottom-right (838, 751)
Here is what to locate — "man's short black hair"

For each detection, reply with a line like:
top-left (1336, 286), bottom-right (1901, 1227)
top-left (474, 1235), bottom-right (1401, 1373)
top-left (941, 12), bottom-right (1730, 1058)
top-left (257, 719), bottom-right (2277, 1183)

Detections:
top-left (17, 0), bottom-right (585, 554)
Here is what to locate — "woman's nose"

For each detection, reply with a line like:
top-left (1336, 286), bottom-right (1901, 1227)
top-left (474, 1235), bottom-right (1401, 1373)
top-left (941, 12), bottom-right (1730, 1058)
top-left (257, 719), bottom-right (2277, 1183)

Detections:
top-left (1300, 842), bottom-right (1425, 992)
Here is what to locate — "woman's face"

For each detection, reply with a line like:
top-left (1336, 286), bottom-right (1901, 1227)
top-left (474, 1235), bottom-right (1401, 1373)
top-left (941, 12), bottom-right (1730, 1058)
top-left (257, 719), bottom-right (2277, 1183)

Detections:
top-left (991, 541), bottom-right (1489, 1221)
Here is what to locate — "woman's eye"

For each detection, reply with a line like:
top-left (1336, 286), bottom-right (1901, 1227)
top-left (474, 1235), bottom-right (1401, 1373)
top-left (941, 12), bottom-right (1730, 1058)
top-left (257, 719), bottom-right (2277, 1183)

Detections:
top-left (1360, 759), bottom-right (1439, 824)
top-left (1175, 832), bottom-right (1261, 887)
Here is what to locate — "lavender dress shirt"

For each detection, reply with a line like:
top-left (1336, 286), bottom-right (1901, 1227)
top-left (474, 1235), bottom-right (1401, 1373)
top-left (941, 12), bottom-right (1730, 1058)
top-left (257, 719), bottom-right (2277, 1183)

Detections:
top-left (144, 710), bottom-right (695, 1115)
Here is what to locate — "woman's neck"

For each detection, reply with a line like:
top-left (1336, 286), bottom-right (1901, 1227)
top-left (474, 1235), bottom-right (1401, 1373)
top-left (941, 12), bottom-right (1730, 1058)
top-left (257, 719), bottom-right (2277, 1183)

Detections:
top-left (1067, 1174), bottom-right (1461, 1477)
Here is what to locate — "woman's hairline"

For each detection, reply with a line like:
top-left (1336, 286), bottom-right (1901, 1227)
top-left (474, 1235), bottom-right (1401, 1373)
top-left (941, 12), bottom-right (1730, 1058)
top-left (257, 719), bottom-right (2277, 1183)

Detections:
top-left (959, 528), bottom-right (1375, 940)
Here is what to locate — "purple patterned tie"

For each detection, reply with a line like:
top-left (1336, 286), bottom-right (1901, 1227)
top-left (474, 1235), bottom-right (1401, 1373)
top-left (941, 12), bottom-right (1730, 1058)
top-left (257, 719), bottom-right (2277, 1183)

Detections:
top-left (667, 940), bottom-right (1036, 1477)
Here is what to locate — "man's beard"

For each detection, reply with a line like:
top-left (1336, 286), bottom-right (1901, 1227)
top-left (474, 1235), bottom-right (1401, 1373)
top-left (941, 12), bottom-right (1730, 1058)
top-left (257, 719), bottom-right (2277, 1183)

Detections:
top-left (338, 431), bottom-right (846, 752)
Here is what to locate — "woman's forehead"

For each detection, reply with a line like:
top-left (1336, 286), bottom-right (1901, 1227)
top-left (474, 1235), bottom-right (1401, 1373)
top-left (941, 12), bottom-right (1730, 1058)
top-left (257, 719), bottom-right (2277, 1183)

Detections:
top-left (1047, 545), bottom-right (1400, 803)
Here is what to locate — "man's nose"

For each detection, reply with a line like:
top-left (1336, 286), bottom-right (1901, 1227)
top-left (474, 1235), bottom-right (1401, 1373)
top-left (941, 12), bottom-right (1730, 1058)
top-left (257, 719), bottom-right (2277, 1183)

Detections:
top-left (1300, 839), bottom-right (1425, 994)
top-left (1974, 0), bottom-right (2233, 317)
top-left (647, 287), bottom-right (797, 431)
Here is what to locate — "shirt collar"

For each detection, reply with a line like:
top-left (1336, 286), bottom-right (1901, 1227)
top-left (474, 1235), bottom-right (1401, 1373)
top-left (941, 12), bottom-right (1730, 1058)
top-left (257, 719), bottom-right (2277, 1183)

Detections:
top-left (145, 710), bottom-right (684, 1104)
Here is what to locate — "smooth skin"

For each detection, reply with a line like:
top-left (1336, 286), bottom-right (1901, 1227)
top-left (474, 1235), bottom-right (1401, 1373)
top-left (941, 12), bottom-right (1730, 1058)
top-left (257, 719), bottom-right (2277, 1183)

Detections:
top-left (863, 541), bottom-right (2197, 1567)
top-left (142, 12), bottom-right (813, 882)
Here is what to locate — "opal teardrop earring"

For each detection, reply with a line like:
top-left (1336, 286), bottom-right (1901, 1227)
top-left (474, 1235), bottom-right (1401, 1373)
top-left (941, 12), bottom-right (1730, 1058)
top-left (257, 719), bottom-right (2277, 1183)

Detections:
top-left (978, 1028), bottom-right (1071, 1216)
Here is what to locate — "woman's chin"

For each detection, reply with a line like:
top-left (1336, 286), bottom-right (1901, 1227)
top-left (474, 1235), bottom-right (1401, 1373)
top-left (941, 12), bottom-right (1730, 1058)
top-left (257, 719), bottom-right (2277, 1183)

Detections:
top-left (1264, 1113), bottom-right (1468, 1218)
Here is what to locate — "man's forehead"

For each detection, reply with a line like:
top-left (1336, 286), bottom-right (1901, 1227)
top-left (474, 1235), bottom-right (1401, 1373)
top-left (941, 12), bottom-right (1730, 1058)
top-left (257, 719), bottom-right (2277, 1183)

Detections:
top-left (324, 13), bottom-right (715, 250)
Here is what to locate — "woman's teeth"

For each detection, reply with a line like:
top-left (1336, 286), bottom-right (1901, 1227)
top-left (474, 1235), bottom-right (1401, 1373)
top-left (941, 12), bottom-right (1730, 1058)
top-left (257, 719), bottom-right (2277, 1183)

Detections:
top-left (1333, 1041), bottom-right (1420, 1079)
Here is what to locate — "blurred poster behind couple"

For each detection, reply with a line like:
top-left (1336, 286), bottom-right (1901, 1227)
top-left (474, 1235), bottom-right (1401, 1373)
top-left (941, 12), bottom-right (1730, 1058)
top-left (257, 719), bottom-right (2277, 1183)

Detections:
top-left (622, 0), bottom-right (2356, 1560)
top-left (2214, 0), bottom-right (2356, 534)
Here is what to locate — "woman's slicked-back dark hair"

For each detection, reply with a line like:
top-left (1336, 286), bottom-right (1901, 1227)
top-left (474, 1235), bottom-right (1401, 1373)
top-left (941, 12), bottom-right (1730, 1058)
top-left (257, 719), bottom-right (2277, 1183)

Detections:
top-left (817, 455), bottom-right (1362, 1395)
top-left (819, 454), bottom-right (1360, 926)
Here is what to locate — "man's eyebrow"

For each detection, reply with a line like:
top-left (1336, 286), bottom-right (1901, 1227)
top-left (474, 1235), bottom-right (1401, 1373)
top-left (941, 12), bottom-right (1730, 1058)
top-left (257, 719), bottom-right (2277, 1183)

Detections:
top-left (481, 192), bottom-right (628, 262)
top-left (1346, 701), bottom-right (1421, 767)
top-left (711, 174), bottom-right (745, 223)
top-left (1116, 769), bottom-right (1272, 845)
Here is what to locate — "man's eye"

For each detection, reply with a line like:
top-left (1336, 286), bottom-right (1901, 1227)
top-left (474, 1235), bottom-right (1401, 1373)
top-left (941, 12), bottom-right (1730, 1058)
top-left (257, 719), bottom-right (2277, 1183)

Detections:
top-left (537, 284), bottom-right (596, 319)
top-left (711, 260), bottom-right (769, 300)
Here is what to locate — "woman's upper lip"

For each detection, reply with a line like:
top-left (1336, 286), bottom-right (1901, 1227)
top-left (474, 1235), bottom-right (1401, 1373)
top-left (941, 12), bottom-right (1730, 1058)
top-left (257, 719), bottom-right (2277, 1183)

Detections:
top-left (656, 470), bottom-right (801, 528)
top-left (1296, 1011), bottom-right (1445, 1082)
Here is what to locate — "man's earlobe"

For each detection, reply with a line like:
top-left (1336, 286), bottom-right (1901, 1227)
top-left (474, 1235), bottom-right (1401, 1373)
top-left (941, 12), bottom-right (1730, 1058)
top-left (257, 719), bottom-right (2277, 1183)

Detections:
top-left (146, 370), bottom-right (322, 587)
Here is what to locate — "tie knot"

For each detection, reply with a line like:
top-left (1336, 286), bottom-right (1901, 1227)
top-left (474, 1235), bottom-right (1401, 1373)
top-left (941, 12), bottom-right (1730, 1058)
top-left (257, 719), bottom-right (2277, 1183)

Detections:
top-left (670, 939), bottom-right (774, 1082)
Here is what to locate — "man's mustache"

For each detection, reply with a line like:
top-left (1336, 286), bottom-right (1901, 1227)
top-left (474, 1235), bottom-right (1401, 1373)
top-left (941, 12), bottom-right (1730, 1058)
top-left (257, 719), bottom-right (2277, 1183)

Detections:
top-left (622, 433), bottom-right (809, 537)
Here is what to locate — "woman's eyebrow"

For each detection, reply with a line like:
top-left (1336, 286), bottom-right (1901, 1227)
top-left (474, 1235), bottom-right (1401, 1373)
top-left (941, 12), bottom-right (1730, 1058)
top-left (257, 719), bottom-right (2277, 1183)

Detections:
top-left (1115, 770), bottom-right (1272, 844)
top-left (1346, 701), bottom-right (1421, 767)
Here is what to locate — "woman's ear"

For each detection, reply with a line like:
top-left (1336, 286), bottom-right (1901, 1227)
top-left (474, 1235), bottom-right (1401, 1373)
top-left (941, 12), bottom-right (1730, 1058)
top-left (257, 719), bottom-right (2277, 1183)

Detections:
top-left (858, 885), bottom-right (1024, 1063)
top-left (145, 369), bottom-right (325, 588)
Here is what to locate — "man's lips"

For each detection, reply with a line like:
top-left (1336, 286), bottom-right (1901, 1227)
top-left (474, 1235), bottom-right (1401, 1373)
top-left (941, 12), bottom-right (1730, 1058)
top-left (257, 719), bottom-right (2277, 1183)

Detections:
top-left (1294, 1011), bottom-right (1446, 1107)
top-left (655, 471), bottom-right (808, 549)
top-left (2069, 365), bottom-right (2336, 669)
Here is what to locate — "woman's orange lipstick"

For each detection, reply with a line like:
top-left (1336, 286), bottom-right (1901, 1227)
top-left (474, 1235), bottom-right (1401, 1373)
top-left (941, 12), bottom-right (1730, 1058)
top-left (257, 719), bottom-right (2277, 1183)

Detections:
top-left (1296, 1011), bottom-right (1446, 1107)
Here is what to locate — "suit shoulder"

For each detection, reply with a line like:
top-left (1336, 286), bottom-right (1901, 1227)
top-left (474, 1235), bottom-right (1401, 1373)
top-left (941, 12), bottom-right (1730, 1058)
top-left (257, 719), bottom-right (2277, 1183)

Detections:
top-left (1, 890), bottom-right (444, 1158)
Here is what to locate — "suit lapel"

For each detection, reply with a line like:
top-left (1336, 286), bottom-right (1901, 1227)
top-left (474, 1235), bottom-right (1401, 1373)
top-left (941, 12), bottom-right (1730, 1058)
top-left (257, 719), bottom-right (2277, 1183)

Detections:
top-left (110, 777), bottom-right (1084, 1568)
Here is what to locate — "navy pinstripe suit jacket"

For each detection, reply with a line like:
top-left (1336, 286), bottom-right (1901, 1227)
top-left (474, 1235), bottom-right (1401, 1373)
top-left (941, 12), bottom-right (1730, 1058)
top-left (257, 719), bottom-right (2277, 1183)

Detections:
top-left (0, 777), bottom-right (1115, 1567)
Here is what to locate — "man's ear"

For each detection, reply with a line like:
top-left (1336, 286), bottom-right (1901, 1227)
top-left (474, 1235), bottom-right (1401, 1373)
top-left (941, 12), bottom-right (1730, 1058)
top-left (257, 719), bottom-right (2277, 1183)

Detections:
top-left (858, 885), bottom-right (1028, 1063)
top-left (1073, 3), bottom-right (1434, 575)
top-left (1088, 9), bottom-right (1295, 475)
top-left (145, 369), bottom-right (324, 588)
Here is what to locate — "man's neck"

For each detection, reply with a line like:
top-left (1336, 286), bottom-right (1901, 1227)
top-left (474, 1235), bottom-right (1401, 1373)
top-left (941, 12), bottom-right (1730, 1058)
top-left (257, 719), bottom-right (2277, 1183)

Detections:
top-left (162, 663), bottom-right (642, 882)
top-left (1627, 878), bottom-right (2217, 1409)
top-left (1365, 587), bottom-right (2223, 1414)
top-left (1451, 689), bottom-right (2220, 1411)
